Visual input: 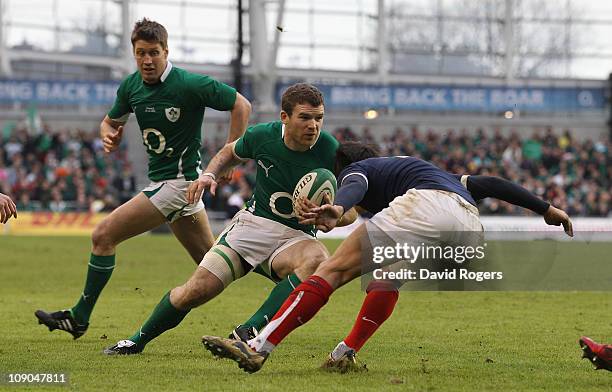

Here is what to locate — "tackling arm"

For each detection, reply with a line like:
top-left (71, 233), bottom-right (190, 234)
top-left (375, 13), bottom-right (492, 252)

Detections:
top-left (465, 175), bottom-right (573, 236)
top-left (334, 175), bottom-right (368, 215)
top-left (466, 175), bottom-right (550, 214)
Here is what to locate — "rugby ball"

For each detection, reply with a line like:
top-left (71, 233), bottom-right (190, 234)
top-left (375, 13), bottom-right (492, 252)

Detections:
top-left (292, 168), bottom-right (337, 213)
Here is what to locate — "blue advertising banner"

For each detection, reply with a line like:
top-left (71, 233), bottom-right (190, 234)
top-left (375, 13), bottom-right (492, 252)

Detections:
top-left (278, 83), bottom-right (607, 112)
top-left (0, 80), bottom-right (120, 105)
top-left (0, 79), bottom-right (606, 112)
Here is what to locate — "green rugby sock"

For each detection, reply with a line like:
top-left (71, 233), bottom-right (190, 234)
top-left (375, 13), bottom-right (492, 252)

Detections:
top-left (71, 254), bottom-right (115, 324)
top-left (242, 273), bottom-right (302, 331)
top-left (129, 291), bottom-right (190, 348)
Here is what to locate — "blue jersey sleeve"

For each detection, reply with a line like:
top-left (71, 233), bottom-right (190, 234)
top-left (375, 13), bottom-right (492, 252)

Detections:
top-left (466, 175), bottom-right (550, 214)
top-left (335, 166), bottom-right (369, 213)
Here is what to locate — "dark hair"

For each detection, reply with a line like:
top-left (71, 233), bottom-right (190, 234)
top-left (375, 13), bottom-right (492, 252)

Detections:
top-left (131, 18), bottom-right (168, 49)
top-left (281, 83), bottom-right (324, 116)
top-left (334, 141), bottom-right (380, 175)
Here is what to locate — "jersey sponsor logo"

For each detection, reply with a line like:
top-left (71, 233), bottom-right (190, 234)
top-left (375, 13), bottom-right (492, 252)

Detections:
top-left (269, 192), bottom-right (295, 219)
top-left (165, 107), bottom-right (181, 122)
top-left (145, 106), bottom-right (156, 113)
top-left (142, 128), bottom-right (174, 157)
top-left (143, 128), bottom-right (167, 154)
top-left (257, 160), bottom-right (274, 177)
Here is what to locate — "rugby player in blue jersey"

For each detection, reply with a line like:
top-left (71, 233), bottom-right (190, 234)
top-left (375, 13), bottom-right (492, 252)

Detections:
top-left (201, 141), bottom-right (573, 373)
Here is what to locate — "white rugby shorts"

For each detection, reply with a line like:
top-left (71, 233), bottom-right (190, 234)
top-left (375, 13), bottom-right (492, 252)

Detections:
top-left (142, 178), bottom-right (204, 223)
top-left (368, 188), bottom-right (483, 247)
top-left (216, 209), bottom-right (314, 270)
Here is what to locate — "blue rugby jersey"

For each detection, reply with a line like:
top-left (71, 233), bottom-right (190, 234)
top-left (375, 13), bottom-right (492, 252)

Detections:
top-left (335, 156), bottom-right (476, 214)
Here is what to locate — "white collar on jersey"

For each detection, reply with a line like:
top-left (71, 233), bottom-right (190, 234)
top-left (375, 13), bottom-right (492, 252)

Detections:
top-left (281, 123), bottom-right (318, 150)
top-left (160, 60), bottom-right (173, 83)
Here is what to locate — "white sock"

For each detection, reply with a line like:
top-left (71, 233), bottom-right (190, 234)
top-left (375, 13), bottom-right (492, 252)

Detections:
top-left (248, 336), bottom-right (275, 354)
top-left (248, 291), bottom-right (306, 354)
top-left (330, 341), bottom-right (354, 361)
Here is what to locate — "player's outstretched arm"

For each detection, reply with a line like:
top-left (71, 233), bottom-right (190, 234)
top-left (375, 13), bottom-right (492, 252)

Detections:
top-left (187, 141), bottom-right (244, 203)
top-left (0, 192), bottom-right (17, 224)
top-left (225, 92), bottom-right (251, 143)
top-left (465, 175), bottom-right (573, 237)
top-left (100, 115), bottom-right (125, 153)
top-left (543, 205), bottom-right (573, 237)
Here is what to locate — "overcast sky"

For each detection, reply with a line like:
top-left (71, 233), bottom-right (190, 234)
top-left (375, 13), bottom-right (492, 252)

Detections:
top-left (3, 0), bottom-right (612, 79)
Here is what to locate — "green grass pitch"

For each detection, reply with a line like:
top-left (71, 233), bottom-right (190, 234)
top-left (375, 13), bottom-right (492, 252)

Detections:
top-left (1, 236), bottom-right (611, 391)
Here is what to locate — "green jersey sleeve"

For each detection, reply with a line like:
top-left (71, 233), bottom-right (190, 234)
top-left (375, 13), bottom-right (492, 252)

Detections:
top-left (234, 122), bottom-right (278, 159)
top-left (107, 77), bottom-right (131, 122)
top-left (234, 125), bottom-right (258, 159)
top-left (185, 74), bottom-right (237, 111)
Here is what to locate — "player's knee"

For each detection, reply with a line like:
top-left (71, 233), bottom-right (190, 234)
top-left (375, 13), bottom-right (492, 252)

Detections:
top-left (303, 250), bottom-right (328, 274)
top-left (170, 284), bottom-right (203, 310)
top-left (91, 219), bottom-right (117, 251)
top-left (173, 272), bottom-right (222, 309)
top-left (293, 244), bottom-right (329, 277)
top-left (175, 285), bottom-right (208, 309)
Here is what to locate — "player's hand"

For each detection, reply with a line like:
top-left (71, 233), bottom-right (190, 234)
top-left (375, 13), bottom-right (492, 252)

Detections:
top-left (0, 193), bottom-right (17, 224)
top-left (294, 196), bottom-right (318, 220)
top-left (543, 205), bottom-right (573, 237)
top-left (187, 173), bottom-right (218, 204)
top-left (297, 194), bottom-right (344, 232)
top-left (103, 125), bottom-right (124, 153)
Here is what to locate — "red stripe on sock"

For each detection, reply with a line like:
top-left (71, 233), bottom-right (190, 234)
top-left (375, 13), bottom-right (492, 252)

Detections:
top-left (344, 280), bottom-right (399, 352)
top-left (266, 275), bottom-right (333, 346)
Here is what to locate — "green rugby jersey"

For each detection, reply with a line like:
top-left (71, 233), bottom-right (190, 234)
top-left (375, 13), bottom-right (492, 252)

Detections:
top-left (234, 120), bottom-right (339, 235)
top-left (108, 61), bottom-right (236, 182)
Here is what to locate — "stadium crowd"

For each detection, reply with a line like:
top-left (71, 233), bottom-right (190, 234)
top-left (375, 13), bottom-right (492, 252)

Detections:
top-left (0, 124), bottom-right (609, 217)
top-left (0, 125), bottom-right (135, 213)
top-left (333, 126), bottom-right (610, 217)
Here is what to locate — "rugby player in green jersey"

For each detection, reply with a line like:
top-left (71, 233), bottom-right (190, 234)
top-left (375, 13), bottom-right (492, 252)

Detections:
top-left (35, 18), bottom-right (251, 339)
top-left (102, 83), bottom-right (357, 355)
